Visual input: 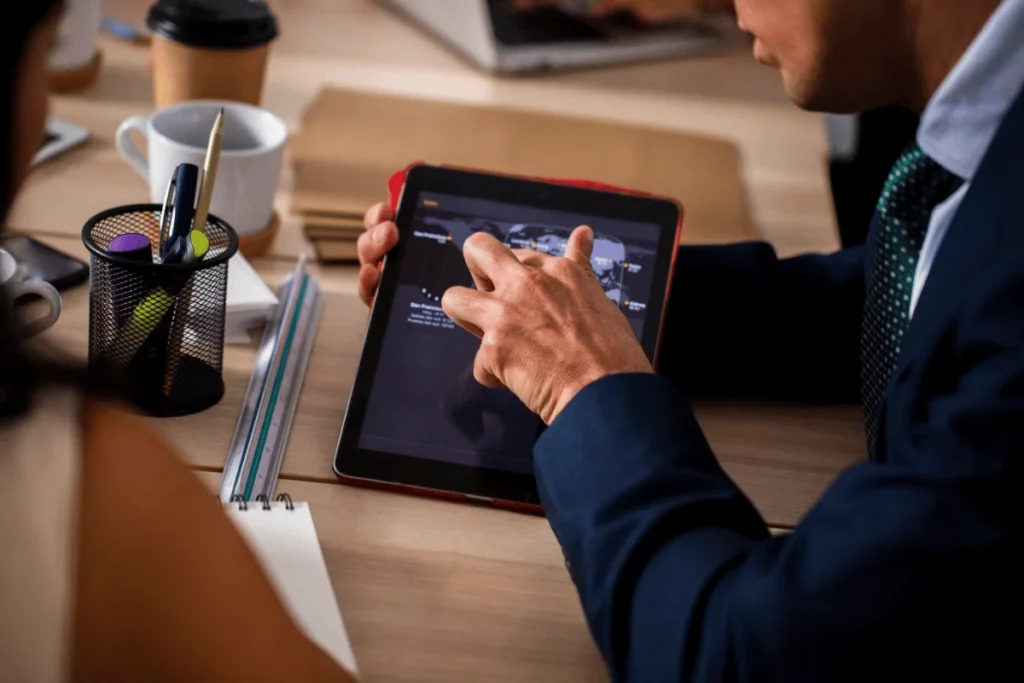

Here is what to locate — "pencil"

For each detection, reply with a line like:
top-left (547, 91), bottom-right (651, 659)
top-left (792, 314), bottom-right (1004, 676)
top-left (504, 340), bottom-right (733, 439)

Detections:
top-left (164, 109), bottom-right (222, 396)
top-left (193, 108), bottom-right (224, 233)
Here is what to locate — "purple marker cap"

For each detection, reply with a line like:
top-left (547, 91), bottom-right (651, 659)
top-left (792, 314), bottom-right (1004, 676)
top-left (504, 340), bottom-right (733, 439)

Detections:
top-left (108, 232), bottom-right (153, 262)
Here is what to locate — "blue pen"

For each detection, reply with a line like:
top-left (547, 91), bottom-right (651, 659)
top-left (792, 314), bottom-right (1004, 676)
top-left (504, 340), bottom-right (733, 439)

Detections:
top-left (159, 163), bottom-right (199, 263)
top-left (102, 18), bottom-right (150, 44)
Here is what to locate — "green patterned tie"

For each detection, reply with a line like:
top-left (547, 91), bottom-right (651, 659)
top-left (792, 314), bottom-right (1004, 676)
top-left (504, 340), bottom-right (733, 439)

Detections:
top-left (862, 144), bottom-right (962, 457)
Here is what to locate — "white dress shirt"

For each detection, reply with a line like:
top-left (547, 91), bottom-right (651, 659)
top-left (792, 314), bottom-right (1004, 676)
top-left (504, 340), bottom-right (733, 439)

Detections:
top-left (911, 0), bottom-right (1024, 315)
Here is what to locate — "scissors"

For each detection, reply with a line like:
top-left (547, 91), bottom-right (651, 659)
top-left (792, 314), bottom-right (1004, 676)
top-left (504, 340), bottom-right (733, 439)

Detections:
top-left (157, 163), bottom-right (199, 264)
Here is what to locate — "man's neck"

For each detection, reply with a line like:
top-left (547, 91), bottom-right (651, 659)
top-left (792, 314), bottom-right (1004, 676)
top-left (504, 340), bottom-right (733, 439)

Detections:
top-left (902, 0), bottom-right (1003, 114)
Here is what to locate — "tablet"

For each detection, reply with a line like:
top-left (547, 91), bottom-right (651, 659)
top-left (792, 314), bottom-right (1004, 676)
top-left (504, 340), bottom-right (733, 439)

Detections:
top-left (335, 165), bottom-right (682, 511)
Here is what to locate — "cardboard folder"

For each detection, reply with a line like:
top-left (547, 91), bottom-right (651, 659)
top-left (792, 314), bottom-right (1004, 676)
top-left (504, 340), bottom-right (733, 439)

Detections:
top-left (290, 88), bottom-right (755, 245)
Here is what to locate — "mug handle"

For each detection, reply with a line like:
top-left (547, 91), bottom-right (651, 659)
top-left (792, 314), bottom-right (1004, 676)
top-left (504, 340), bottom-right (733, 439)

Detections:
top-left (12, 279), bottom-right (63, 339)
top-left (115, 114), bottom-right (150, 181)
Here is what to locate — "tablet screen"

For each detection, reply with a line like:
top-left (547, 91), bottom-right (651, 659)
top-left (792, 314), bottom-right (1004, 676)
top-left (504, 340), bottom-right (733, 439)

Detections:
top-left (356, 191), bottom-right (664, 474)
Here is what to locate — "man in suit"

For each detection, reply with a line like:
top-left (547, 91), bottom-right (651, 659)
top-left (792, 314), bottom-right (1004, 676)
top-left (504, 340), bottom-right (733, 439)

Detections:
top-left (359, 0), bottom-right (1022, 679)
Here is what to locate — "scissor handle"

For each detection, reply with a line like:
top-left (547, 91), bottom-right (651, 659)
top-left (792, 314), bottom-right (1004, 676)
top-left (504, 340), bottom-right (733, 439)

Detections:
top-left (157, 175), bottom-right (177, 262)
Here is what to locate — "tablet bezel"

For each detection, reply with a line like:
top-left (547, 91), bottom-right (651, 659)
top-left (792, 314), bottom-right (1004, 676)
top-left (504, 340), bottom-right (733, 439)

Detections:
top-left (334, 164), bottom-right (682, 507)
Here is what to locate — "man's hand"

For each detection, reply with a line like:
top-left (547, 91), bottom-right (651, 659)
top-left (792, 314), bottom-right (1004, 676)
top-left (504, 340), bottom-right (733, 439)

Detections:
top-left (357, 202), bottom-right (400, 306)
top-left (513, 0), bottom-right (730, 22)
top-left (441, 226), bottom-right (653, 425)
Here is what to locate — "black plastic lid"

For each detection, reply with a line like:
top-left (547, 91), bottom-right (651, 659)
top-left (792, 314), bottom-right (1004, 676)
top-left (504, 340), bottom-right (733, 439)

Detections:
top-left (147, 0), bottom-right (279, 50)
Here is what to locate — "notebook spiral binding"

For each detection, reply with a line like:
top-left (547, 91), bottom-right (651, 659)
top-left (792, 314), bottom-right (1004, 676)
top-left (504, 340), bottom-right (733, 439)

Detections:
top-left (228, 493), bottom-right (294, 511)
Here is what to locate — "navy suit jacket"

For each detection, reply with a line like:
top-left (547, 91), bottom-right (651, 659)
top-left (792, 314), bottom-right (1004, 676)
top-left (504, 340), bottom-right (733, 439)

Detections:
top-left (533, 90), bottom-right (1024, 681)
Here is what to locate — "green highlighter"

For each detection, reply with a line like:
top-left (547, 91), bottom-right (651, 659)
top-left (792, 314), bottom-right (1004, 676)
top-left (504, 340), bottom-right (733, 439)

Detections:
top-left (113, 229), bottom-right (214, 403)
top-left (113, 270), bottom-right (191, 408)
top-left (116, 289), bottom-right (175, 359)
top-left (116, 230), bottom-right (210, 361)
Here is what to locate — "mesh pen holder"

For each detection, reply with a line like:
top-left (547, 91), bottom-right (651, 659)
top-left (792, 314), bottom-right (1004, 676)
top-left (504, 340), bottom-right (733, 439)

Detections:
top-left (82, 204), bottom-right (239, 417)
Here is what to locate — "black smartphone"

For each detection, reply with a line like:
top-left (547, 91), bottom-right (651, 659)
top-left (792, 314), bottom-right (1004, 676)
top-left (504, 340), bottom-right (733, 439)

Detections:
top-left (0, 234), bottom-right (89, 291)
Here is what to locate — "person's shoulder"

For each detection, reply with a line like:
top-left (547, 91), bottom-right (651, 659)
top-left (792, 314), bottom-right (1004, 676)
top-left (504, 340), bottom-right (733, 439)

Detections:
top-left (83, 397), bottom-right (160, 447)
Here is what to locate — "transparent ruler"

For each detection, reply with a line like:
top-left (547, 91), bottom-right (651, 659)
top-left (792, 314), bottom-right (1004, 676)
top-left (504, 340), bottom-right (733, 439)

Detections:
top-left (219, 254), bottom-right (322, 502)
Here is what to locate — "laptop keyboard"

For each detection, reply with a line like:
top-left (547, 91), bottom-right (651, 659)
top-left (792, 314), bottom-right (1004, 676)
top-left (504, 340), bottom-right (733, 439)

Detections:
top-left (487, 0), bottom-right (608, 46)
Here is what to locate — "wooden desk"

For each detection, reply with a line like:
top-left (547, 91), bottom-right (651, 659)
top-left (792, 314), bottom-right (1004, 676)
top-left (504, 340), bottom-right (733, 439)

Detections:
top-left (12, 2), bottom-right (865, 680)
top-left (12, 0), bottom-right (838, 260)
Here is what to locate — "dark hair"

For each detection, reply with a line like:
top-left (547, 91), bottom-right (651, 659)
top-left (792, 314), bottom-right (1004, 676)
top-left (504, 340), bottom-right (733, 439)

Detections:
top-left (1, 0), bottom-right (66, 418)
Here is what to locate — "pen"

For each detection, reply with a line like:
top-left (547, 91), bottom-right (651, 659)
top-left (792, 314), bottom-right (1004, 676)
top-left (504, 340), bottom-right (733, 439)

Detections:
top-left (102, 18), bottom-right (150, 45)
top-left (192, 108), bottom-right (224, 234)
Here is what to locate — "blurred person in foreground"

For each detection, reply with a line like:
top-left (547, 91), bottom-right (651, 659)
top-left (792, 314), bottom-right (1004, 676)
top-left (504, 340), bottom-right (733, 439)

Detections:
top-left (359, 0), bottom-right (1022, 680)
top-left (0, 4), bottom-right (354, 682)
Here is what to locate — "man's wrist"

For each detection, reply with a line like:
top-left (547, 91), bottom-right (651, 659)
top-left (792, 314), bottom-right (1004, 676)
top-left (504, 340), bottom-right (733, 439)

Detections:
top-left (549, 367), bottom-right (655, 425)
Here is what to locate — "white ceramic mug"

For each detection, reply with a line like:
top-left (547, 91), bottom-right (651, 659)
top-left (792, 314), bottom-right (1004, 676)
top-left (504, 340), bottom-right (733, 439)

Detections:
top-left (0, 249), bottom-right (62, 339)
top-left (116, 100), bottom-right (287, 238)
top-left (49, 0), bottom-right (103, 72)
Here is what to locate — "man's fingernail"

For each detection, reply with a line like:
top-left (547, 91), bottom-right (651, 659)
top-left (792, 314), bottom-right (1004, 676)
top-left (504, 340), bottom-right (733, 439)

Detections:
top-left (373, 225), bottom-right (387, 244)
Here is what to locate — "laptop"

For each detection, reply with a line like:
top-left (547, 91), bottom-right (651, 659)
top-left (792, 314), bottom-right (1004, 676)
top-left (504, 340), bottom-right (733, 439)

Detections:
top-left (377, 0), bottom-right (730, 74)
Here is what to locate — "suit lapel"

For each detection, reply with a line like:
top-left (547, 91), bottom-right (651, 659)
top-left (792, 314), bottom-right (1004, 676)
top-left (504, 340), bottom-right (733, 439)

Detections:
top-left (894, 85), bottom-right (1024, 379)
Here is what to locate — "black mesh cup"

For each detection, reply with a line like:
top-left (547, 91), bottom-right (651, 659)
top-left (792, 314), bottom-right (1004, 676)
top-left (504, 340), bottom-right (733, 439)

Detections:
top-left (82, 204), bottom-right (239, 417)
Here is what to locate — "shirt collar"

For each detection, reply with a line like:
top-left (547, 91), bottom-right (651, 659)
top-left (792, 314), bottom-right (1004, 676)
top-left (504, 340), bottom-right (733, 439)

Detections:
top-left (918, 0), bottom-right (1024, 180)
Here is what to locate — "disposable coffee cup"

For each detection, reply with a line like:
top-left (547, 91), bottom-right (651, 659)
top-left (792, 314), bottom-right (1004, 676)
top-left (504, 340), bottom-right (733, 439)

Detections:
top-left (146, 0), bottom-right (279, 109)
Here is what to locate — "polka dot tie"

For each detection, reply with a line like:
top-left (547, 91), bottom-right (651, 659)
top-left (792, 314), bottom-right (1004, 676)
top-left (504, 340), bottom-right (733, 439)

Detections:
top-left (862, 144), bottom-right (962, 458)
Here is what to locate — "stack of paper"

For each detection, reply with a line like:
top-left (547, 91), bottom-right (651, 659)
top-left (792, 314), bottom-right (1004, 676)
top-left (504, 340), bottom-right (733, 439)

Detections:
top-left (301, 214), bottom-right (362, 263)
top-left (226, 253), bottom-right (278, 344)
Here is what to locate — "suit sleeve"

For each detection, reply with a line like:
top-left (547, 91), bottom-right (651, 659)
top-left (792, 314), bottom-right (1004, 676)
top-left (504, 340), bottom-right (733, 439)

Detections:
top-left (657, 243), bottom-right (865, 403)
top-left (536, 282), bottom-right (1019, 682)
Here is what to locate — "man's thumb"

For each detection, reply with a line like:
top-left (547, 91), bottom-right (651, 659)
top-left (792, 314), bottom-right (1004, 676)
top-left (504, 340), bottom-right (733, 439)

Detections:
top-left (565, 225), bottom-right (594, 270)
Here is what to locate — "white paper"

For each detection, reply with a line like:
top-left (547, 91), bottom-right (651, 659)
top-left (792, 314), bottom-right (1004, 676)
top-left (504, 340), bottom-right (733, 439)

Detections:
top-left (226, 501), bottom-right (358, 675)
top-left (225, 253), bottom-right (278, 344)
top-left (224, 329), bottom-right (255, 345)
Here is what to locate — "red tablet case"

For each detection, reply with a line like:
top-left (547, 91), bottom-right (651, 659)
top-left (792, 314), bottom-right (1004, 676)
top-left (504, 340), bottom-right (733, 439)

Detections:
top-left (338, 162), bottom-right (684, 514)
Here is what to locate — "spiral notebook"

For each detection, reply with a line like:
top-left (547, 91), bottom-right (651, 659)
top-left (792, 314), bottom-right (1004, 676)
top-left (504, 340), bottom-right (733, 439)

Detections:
top-left (225, 496), bottom-right (358, 676)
